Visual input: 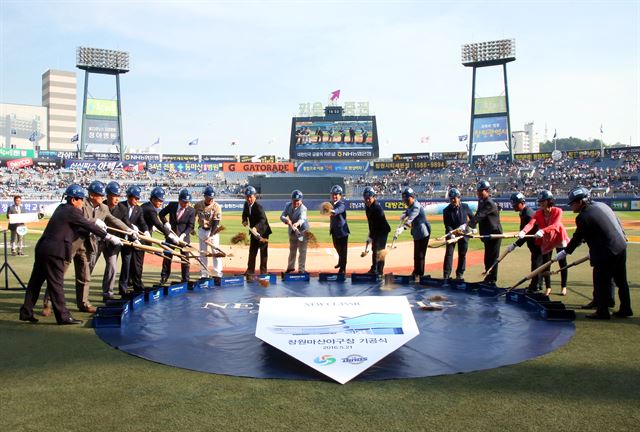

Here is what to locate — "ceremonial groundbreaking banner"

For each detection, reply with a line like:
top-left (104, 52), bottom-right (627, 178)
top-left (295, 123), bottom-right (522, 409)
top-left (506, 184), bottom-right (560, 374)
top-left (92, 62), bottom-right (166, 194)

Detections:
top-left (255, 296), bottom-right (419, 384)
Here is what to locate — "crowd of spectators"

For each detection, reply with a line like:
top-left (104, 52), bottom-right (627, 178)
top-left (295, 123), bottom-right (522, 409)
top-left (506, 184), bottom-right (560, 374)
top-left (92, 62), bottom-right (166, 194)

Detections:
top-left (1, 150), bottom-right (637, 201)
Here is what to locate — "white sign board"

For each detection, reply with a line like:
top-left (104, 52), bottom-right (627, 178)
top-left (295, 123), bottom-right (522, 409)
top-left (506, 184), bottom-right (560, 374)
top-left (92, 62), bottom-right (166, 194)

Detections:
top-left (255, 296), bottom-right (419, 384)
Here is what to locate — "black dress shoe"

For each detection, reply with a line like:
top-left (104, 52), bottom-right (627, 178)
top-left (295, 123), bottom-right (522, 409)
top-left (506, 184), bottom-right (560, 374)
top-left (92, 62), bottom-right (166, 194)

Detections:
top-left (580, 301), bottom-right (596, 310)
top-left (59, 318), bottom-right (83, 325)
top-left (19, 316), bottom-right (38, 323)
top-left (159, 276), bottom-right (168, 285)
top-left (585, 313), bottom-right (610, 320)
top-left (334, 264), bottom-right (340, 269)
top-left (103, 294), bottom-right (116, 301)
top-left (613, 310), bottom-right (633, 318)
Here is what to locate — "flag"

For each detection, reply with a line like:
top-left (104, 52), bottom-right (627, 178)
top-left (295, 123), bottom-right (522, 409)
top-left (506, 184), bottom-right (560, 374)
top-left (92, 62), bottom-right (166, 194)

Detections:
top-left (458, 134), bottom-right (468, 142)
top-left (151, 137), bottom-right (160, 146)
top-left (330, 89), bottom-right (340, 101)
top-left (188, 138), bottom-right (199, 146)
top-left (553, 129), bottom-right (557, 139)
top-left (28, 131), bottom-right (37, 142)
top-left (70, 133), bottom-right (79, 142)
top-left (600, 124), bottom-right (603, 134)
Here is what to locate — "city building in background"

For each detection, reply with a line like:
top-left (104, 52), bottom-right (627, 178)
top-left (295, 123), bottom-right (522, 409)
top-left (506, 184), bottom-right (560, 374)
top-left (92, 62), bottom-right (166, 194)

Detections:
top-left (512, 121), bottom-right (540, 154)
top-left (0, 102), bottom-right (47, 152)
top-left (42, 69), bottom-right (77, 151)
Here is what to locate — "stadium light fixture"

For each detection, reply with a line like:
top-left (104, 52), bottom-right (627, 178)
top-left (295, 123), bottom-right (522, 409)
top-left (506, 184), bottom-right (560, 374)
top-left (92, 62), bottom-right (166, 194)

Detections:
top-left (461, 39), bottom-right (516, 67)
top-left (76, 47), bottom-right (130, 73)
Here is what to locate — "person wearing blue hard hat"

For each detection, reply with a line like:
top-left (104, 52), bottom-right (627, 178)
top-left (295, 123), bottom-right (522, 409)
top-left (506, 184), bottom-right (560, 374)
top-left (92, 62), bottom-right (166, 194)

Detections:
top-left (329, 185), bottom-right (349, 274)
top-left (467, 180), bottom-right (503, 284)
top-left (159, 188), bottom-right (195, 284)
top-left (91, 181), bottom-right (125, 301)
top-left (194, 185), bottom-right (223, 278)
top-left (42, 180), bottom-right (133, 317)
top-left (506, 192), bottom-right (543, 293)
top-left (242, 185), bottom-right (272, 275)
top-left (113, 185), bottom-right (150, 295)
top-left (442, 188), bottom-right (474, 280)
top-left (363, 186), bottom-right (390, 276)
top-left (140, 186), bottom-right (180, 284)
top-left (20, 184), bottom-right (121, 325)
top-left (560, 187), bottom-right (633, 319)
top-left (399, 187), bottom-right (431, 277)
top-left (280, 189), bottom-right (309, 273)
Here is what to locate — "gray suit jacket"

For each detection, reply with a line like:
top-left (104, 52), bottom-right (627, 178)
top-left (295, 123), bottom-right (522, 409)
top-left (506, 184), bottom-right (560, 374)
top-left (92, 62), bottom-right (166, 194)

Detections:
top-left (75, 199), bottom-right (130, 254)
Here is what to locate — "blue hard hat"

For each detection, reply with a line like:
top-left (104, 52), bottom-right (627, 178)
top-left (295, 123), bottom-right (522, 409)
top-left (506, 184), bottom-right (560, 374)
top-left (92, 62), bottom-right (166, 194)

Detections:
top-left (476, 180), bottom-right (490, 191)
top-left (244, 186), bottom-right (257, 196)
top-left (362, 186), bottom-right (376, 199)
top-left (178, 188), bottom-right (192, 202)
top-left (65, 184), bottom-right (86, 199)
top-left (88, 180), bottom-right (106, 196)
top-left (537, 190), bottom-right (554, 202)
top-left (330, 185), bottom-right (343, 195)
top-left (401, 187), bottom-right (415, 200)
top-left (150, 186), bottom-right (166, 201)
top-left (510, 192), bottom-right (526, 204)
top-left (568, 186), bottom-right (590, 204)
top-left (105, 181), bottom-right (121, 197)
top-left (291, 189), bottom-right (303, 200)
top-left (448, 188), bottom-right (461, 199)
top-left (126, 185), bottom-right (142, 199)
top-left (203, 185), bottom-right (215, 198)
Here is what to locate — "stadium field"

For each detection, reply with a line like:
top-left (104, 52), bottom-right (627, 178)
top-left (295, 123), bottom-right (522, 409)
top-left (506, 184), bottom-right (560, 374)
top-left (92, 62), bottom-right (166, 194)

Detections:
top-left (0, 211), bottom-right (638, 431)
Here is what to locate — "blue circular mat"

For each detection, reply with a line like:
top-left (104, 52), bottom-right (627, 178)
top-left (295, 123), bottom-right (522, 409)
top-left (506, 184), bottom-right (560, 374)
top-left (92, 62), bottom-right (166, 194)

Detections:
top-left (96, 281), bottom-right (575, 381)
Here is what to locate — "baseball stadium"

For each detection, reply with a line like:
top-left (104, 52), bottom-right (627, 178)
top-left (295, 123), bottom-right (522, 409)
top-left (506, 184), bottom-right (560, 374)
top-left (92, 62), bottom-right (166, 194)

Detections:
top-left (2, 4), bottom-right (639, 432)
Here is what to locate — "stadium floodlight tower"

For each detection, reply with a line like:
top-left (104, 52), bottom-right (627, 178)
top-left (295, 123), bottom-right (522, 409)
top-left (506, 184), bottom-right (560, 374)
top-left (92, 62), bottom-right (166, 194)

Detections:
top-left (76, 47), bottom-right (130, 160)
top-left (462, 39), bottom-right (516, 164)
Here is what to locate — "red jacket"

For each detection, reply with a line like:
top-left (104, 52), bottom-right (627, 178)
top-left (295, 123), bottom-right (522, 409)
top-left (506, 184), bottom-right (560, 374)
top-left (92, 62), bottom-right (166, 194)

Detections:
top-left (521, 207), bottom-right (570, 254)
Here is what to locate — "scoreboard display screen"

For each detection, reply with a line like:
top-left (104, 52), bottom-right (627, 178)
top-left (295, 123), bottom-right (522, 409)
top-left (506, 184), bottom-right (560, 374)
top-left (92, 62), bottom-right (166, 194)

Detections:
top-left (290, 115), bottom-right (378, 160)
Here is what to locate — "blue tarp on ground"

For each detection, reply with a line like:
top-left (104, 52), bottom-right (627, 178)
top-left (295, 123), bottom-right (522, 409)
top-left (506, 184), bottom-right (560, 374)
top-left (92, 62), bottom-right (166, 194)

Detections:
top-left (96, 281), bottom-right (575, 381)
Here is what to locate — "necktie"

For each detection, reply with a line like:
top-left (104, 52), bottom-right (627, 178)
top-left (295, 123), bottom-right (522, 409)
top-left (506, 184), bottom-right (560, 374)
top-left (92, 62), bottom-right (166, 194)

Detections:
top-left (177, 208), bottom-right (185, 221)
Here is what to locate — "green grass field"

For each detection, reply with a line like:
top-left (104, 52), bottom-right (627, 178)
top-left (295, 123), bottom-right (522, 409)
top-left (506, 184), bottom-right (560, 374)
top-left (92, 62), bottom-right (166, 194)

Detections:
top-left (1, 211), bottom-right (638, 431)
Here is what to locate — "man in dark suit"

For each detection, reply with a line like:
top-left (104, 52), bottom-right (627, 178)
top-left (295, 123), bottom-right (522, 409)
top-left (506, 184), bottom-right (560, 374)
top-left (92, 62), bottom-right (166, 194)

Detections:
top-left (113, 185), bottom-right (149, 294)
top-left (467, 180), bottom-right (503, 284)
top-left (141, 187), bottom-right (179, 283)
top-left (242, 186), bottom-right (272, 275)
top-left (363, 186), bottom-right (390, 275)
top-left (7, 194), bottom-right (25, 255)
top-left (329, 185), bottom-right (349, 274)
top-left (442, 188), bottom-right (474, 280)
top-left (42, 180), bottom-right (132, 316)
top-left (506, 192), bottom-right (542, 292)
top-left (159, 188), bottom-right (195, 283)
top-left (19, 184), bottom-right (122, 325)
top-left (558, 187), bottom-right (632, 319)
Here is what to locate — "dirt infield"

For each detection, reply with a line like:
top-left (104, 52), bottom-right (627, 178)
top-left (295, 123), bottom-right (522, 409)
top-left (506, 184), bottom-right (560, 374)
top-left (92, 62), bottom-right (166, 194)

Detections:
top-left (150, 240), bottom-right (485, 275)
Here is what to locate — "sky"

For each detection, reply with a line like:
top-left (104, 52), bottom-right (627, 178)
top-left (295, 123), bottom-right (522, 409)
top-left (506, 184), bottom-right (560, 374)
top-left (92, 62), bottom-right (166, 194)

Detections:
top-left (1, 0), bottom-right (639, 158)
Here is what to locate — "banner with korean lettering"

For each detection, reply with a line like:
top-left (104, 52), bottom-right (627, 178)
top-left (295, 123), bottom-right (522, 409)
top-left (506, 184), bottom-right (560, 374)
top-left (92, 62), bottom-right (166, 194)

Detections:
top-left (472, 116), bottom-right (508, 143)
top-left (0, 148), bottom-right (35, 158)
top-left (223, 162), bottom-right (294, 173)
top-left (296, 162), bottom-right (369, 174)
top-left (371, 160), bottom-right (447, 171)
top-left (255, 296), bottom-right (419, 384)
top-left (146, 162), bottom-right (222, 172)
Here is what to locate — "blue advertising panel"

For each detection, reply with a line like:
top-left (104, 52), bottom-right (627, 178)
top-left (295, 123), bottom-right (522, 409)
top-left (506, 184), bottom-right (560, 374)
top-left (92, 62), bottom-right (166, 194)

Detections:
top-left (472, 116), bottom-right (508, 143)
top-left (296, 162), bottom-right (369, 174)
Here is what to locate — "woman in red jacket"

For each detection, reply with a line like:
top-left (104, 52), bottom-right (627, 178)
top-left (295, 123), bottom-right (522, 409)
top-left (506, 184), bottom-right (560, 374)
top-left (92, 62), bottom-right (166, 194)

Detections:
top-left (518, 190), bottom-right (570, 296)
